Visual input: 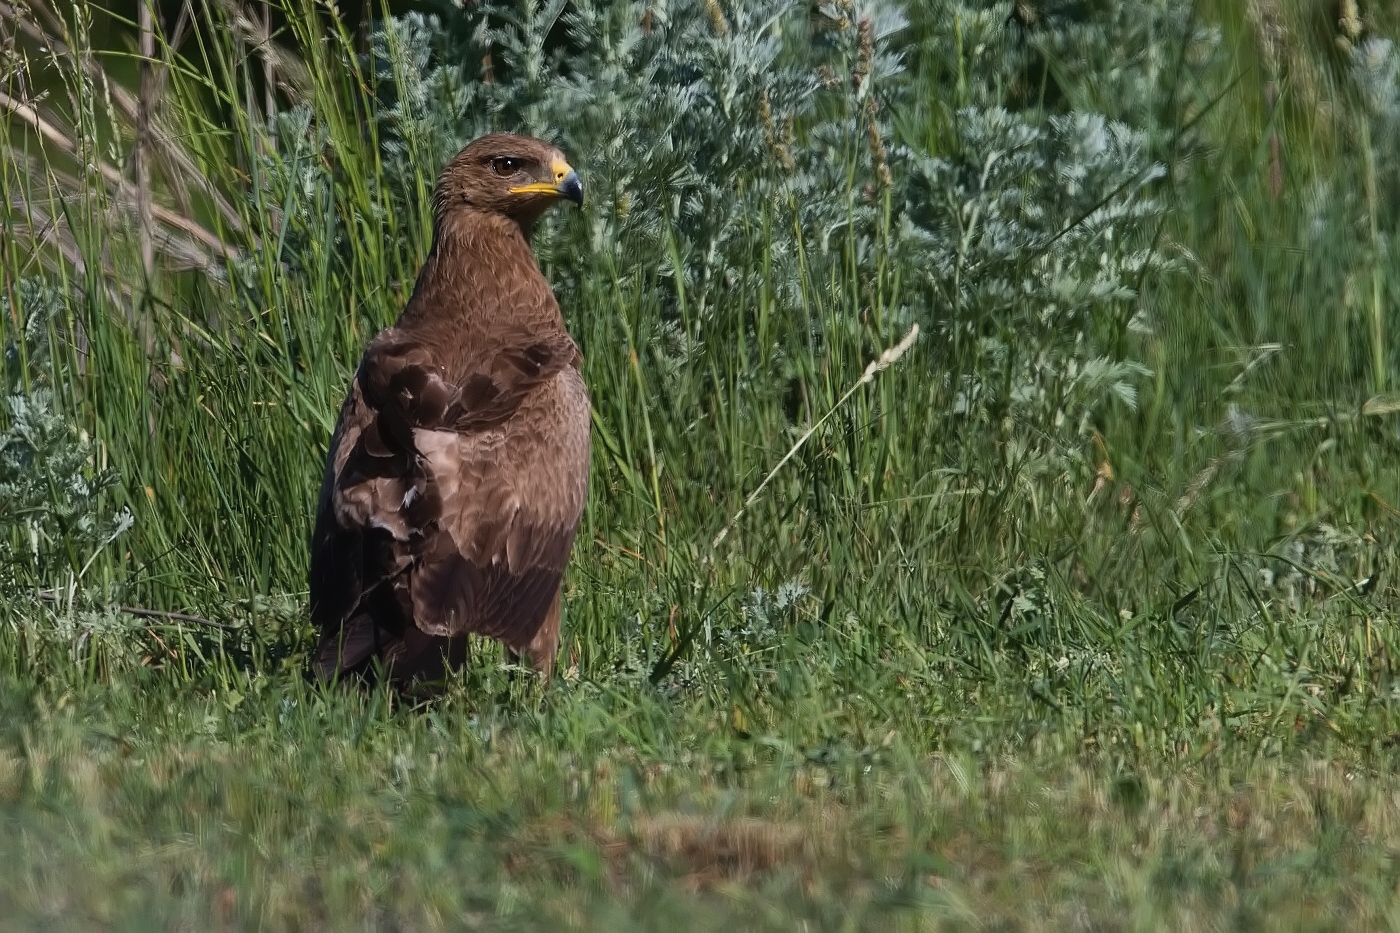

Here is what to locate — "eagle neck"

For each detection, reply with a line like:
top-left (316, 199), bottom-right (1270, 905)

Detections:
top-left (398, 211), bottom-right (555, 337)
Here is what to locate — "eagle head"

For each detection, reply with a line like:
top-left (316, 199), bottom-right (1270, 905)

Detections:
top-left (433, 133), bottom-right (583, 228)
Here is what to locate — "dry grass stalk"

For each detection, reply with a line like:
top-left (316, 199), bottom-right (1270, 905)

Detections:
top-left (213, 0), bottom-right (311, 98)
top-left (0, 0), bottom-right (248, 239)
top-left (136, 0), bottom-right (155, 281)
top-left (712, 324), bottom-right (919, 548)
top-left (0, 93), bottom-right (237, 274)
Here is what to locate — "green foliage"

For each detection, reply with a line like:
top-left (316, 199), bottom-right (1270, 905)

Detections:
top-left (0, 388), bottom-right (130, 588)
top-left (0, 279), bottom-right (134, 665)
top-left (4, 0), bottom-right (1400, 923)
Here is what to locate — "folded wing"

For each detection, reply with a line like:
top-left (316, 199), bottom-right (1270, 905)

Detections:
top-left (310, 326), bottom-right (589, 680)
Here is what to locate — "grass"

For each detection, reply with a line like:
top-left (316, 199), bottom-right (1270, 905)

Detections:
top-left (4, 0), bottom-right (1400, 927)
top-left (2, 670), bottom-right (1400, 929)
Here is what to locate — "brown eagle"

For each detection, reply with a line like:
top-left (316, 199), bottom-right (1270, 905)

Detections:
top-left (309, 133), bottom-right (588, 689)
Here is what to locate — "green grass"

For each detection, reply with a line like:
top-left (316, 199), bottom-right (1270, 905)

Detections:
top-left (4, 0), bottom-right (1400, 927)
top-left (3, 672), bottom-right (1399, 930)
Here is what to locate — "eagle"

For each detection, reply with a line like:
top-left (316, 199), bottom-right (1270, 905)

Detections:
top-left (309, 133), bottom-right (589, 689)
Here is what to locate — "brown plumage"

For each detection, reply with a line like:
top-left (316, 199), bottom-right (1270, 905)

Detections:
top-left (309, 133), bottom-right (589, 689)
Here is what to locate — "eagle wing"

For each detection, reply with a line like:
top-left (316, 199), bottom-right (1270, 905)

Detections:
top-left (309, 326), bottom-right (589, 679)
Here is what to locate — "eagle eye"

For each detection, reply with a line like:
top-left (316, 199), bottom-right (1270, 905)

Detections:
top-left (490, 157), bottom-right (525, 177)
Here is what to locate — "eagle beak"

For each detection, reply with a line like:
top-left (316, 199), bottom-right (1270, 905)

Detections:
top-left (557, 169), bottom-right (584, 206)
top-left (510, 158), bottom-right (584, 207)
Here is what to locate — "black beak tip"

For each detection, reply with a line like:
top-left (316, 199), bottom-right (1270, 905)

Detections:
top-left (559, 171), bottom-right (584, 207)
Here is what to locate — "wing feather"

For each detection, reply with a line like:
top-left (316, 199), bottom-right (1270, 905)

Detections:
top-left (310, 325), bottom-right (589, 678)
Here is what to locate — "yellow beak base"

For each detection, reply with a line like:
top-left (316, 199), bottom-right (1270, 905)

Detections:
top-left (510, 158), bottom-right (583, 205)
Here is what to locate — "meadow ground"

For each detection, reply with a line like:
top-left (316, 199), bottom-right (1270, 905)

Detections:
top-left (4, 0), bottom-right (1400, 928)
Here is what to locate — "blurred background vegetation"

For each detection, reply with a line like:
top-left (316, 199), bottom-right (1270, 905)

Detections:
top-left (5, 0), bottom-right (1400, 927)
